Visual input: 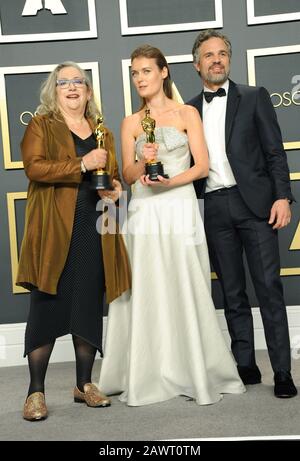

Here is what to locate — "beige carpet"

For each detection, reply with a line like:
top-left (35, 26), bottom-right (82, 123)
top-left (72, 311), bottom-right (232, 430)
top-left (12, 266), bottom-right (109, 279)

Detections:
top-left (0, 350), bottom-right (299, 441)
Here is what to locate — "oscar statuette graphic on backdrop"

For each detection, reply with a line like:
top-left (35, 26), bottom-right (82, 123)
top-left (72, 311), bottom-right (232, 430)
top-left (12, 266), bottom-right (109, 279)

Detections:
top-left (22, 0), bottom-right (67, 16)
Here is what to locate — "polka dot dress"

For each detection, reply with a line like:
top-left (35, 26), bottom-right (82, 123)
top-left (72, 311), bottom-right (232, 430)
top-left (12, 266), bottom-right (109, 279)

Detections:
top-left (24, 132), bottom-right (105, 356)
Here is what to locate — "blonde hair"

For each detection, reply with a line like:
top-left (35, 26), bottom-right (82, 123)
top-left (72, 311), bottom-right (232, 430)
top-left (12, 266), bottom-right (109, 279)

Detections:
top-left (36, 61), bottom-right (100, 120)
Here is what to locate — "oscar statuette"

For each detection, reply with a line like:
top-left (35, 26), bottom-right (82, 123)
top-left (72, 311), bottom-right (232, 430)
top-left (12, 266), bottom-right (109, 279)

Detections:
top-left (90, 115), bottom-right (113, 190)
top-left (141, 108), bottom-right (169, 181)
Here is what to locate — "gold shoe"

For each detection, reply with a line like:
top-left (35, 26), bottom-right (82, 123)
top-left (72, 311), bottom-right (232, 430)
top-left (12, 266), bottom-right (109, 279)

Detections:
top-left (23, 392), bottom-right (48, 421)
top-left (74, 383), bottom-right (111, 407)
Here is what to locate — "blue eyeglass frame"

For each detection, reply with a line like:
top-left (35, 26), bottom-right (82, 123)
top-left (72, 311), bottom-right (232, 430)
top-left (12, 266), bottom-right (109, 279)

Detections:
top-left (56, 78), bottom-right (87, 87)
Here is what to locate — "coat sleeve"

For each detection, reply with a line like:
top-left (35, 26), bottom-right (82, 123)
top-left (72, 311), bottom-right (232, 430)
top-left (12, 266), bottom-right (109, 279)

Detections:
top-left (21, 117), bottom-right (82, 184)
top-left (254, 87), bottom-right (294, 202)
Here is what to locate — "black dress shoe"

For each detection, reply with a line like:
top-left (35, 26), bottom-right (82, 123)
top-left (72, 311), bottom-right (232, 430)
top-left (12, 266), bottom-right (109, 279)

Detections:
top-left (274, 371), bottom-right (297, 398)
top-left (237, 365), bottom-right (262, 385)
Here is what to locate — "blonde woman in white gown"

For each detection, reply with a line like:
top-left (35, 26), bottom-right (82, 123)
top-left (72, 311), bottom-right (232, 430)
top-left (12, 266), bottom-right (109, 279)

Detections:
top-left (99, 45), bottom-right (245, 406)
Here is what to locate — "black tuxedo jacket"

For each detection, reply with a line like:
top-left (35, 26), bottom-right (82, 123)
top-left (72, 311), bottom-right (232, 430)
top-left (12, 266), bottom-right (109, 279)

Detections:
top-left (187, 79), bottom-right (294, 218)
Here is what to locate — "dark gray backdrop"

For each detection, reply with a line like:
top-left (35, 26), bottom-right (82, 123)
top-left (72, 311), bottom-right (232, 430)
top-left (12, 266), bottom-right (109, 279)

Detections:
top-left (0, 0), bottom-right (299, 324)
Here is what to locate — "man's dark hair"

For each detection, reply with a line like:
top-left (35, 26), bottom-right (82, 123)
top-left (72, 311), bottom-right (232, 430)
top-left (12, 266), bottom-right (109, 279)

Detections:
top-left (192, 29), bottom-right (232, 64)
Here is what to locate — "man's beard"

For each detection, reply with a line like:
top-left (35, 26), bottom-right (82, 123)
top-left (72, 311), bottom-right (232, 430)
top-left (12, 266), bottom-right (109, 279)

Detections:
top-left (205, 69), bottom-right (229, 85)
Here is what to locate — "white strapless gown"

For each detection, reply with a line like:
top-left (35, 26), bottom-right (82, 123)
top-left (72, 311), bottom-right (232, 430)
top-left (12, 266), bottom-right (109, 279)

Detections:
top-left (99, 127), bottom-right (245, 406)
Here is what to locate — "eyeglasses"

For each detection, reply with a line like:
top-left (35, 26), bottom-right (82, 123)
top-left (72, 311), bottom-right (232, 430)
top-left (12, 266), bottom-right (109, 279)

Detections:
top-left (56, 78), bottom-right (87, 89)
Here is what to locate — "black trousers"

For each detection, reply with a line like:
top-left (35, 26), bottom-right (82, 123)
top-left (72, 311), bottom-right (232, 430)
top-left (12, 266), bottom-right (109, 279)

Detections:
top-left (204, 186), bottom-right (291, 373)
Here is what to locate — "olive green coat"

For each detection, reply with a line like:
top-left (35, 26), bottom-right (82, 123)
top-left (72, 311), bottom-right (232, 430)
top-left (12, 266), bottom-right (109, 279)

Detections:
top-left (16, 115), bottom-right (131, 303)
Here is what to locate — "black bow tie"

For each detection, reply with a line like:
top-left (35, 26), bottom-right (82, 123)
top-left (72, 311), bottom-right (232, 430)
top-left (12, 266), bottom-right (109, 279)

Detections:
top-left (203, 87), bottom-right (226, 103)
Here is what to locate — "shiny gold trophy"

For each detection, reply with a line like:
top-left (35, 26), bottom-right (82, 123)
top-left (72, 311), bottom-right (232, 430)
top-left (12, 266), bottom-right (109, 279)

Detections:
top-left (90, 115), bottom-right (113, 190)
top-left (141, 108), bottom-right (169, 181)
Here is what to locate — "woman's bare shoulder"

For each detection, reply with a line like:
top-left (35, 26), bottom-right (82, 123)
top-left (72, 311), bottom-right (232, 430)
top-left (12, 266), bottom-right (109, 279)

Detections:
top-left (181, 104), bottom-right (199, 116)
top-left (178, 104), bottom-right (201, 125)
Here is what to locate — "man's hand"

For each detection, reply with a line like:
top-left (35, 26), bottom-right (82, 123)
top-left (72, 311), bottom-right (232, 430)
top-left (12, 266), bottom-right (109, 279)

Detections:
top-left (268, 199), bottom-right (291, 229)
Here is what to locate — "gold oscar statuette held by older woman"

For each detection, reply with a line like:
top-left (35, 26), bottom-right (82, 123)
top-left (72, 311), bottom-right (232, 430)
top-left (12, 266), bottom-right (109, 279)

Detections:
top-left (90, 115), bottom-right (113, 190)
top-left (141, 108), bottom-right (169, 181)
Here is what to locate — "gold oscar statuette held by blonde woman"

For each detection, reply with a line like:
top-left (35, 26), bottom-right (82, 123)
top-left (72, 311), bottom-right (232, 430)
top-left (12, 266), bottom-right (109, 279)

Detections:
top-left (90, 115), bottom-right (113, 190)
top-left (141, 108), bottom-right (169, 181)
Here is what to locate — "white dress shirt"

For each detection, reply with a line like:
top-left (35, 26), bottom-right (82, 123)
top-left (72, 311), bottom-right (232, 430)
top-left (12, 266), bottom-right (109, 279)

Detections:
top-left (202, 79), bottom-right (237, 193)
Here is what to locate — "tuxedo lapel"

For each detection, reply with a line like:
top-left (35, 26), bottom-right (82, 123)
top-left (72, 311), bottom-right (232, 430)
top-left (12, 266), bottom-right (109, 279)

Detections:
top-left (225, 80), bottom-right (241, 148)
top-left (187, 91), bottom-right (206, 198)
top-left (193, 92), bottom-right (203, 119)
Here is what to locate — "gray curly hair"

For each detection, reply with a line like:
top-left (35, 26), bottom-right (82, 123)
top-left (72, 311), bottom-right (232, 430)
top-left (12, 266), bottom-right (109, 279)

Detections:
top-left (36, 61), bottom-right (100, 120)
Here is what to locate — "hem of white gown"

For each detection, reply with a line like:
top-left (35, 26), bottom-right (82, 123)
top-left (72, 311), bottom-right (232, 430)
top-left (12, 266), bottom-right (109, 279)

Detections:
top-left (111, 385), bottom-right (246, 407)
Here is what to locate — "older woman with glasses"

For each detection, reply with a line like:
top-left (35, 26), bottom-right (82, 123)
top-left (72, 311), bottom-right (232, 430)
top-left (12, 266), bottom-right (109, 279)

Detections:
top-left (17, 61), bottom-right (131, 421)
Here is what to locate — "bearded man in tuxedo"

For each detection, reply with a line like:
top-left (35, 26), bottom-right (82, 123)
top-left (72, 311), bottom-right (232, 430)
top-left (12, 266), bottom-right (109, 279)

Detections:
top-left (188, 29), bottom-right (297, 398)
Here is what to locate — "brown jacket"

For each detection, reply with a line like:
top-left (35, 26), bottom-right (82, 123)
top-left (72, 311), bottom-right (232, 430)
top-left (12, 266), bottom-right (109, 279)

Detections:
top-left (16, 114), bottom-right (131, 303)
